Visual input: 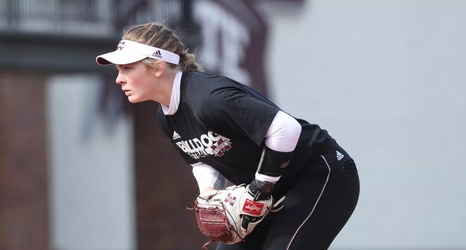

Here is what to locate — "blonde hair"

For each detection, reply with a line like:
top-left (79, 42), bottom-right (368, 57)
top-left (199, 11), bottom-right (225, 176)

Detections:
top-left (122, 22), bottom-right (204, 72)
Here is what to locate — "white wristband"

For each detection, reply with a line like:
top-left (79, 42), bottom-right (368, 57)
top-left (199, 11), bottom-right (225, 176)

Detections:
top-left (255, 173), bottom-right (281, 184)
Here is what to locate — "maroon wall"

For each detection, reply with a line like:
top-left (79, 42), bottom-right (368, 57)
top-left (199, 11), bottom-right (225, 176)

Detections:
top-left (0, 72), bottom-right (49, 250)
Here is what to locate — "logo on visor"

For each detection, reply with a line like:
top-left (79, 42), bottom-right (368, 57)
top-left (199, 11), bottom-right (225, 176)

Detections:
top-left (152, 50), bottom-right (162, 59)
top-left (117, 41), bottom-right (125, 50)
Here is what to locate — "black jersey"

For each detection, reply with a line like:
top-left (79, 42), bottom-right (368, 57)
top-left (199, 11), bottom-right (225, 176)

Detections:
top-left (157, 71), bottom-right (331, 185)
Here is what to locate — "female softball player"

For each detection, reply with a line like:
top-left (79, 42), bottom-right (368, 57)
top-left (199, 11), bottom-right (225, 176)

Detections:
top-left (96, 22), bottom-right (359, 250)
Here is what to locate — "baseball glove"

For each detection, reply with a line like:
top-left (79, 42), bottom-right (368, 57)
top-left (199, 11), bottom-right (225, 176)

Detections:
top-left (187, 185), bottom-right (273, 249)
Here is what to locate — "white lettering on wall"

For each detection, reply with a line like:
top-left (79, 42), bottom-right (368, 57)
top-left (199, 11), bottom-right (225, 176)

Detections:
top-left (194, 1), bottom-right (251, 85)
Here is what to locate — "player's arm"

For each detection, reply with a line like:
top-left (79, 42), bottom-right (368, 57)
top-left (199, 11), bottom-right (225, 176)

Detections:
top-left (248, 110), bottom-right (302, 200)
top-left (240, 110), bottom-right (301, 229)
top-left (191, 162), bottom-right (228, 194)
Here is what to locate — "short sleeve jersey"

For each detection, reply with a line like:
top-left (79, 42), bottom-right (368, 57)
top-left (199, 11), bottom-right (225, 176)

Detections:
top-left (157, 71), bottom-right (280, 184)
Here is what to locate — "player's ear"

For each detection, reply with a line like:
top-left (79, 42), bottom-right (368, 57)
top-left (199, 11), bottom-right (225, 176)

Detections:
top-left (153, 60), bottom-right (165, 77)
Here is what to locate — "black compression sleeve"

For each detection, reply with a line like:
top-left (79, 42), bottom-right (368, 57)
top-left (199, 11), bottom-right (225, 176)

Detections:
top-left (257, 146), bottom-right (293, 177)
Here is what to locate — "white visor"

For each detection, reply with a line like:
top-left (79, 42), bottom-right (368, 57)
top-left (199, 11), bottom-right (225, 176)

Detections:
top-left (96, 40), bottom-right (180, 65)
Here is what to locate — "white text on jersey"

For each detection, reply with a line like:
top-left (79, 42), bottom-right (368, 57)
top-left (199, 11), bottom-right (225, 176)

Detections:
top-left (175, 131), bottom-right (232, 159)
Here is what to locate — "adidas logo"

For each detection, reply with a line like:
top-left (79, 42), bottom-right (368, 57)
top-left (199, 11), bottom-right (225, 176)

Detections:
top-left (336, 151), bottom-right (344, 161)
top-left (152, 50), bottom-right (162, 59)
top-left (172, 131), bottom-right (181, 140)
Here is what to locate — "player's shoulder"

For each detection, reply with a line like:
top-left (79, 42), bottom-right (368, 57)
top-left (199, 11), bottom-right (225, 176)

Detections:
top-left (180, 72), bottom-right (243, 115)
top-left (181, 72), bottom-right (242, 102)
top-left (183, 71), bottom-right (242, 90)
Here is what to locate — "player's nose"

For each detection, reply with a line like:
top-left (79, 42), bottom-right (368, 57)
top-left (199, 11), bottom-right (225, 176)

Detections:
top-left (116, 72), bottom-right (125, 85)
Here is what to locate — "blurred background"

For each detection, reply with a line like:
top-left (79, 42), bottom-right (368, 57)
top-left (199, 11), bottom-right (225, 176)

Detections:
top-left (1, 0), bottom-right (465, 249)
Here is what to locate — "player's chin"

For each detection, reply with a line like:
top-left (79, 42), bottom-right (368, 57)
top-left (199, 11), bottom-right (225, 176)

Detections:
top-left (127, 95), bottom-right (141, 103)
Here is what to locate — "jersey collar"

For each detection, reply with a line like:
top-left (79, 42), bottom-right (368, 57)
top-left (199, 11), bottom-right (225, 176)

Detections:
top-left (162, 71), bottom-right (182, 115)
